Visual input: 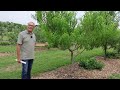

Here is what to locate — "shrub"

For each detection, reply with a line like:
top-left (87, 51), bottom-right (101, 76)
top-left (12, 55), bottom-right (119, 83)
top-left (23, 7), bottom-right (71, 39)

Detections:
top-left (106, 52), bottom-right (120, 59)
top-left (79, 57), bottom-right (104, 70)
top-left (106, 52), bottom-right (116, 58)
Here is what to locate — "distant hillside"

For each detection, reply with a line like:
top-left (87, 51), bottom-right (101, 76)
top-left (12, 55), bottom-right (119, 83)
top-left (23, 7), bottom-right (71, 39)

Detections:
top-left (0, 21), bottom-right (46, 44)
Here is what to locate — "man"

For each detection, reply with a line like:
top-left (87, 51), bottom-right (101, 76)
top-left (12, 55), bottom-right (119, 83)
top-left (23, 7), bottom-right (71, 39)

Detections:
top-left (16, 22), bottom-right (36, 79)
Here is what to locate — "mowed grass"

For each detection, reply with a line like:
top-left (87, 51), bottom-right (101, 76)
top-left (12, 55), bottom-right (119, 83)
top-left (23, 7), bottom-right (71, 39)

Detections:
top-left (0, 45), bottom-right (105, 79)
top-left (0, 45), bottom-right (16, 53)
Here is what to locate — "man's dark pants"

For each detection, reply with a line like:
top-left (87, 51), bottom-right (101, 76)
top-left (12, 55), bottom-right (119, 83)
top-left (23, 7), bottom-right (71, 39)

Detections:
top-left (22, 59), bottom-right (33, 79)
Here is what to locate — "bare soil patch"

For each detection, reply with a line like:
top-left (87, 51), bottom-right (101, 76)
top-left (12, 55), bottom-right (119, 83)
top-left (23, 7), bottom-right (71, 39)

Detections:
top-left (0, 52), bottom-right (12, 57)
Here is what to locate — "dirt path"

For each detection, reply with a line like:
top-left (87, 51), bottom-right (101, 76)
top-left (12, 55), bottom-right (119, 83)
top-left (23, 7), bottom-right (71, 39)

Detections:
top-left (0, 52), bottom-right (13, 57)
top-left (32, 56), bottom-right (120, 79)
top-left (35, 43), bottom-right (48, 47)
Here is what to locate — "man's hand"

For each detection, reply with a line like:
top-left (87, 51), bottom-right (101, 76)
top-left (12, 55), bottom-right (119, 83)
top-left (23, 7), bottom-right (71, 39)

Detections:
top-left (17, 59), bottom-right (21, 63)
top-left (16, 59), bottom-right (21, 63)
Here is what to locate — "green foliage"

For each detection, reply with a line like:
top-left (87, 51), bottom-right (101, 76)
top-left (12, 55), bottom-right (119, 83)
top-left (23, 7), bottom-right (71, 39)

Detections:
top-left (35, 11), bottom-right (82, 63)
top-left (108, 74), bottom-right (120, 79)
top-left (59, 33), bottom-right (71, 50)
top-left (0, 41), bottom-right (11, 46)
top-left (79, 57), bottom-right (104, 70)
top-left (80, 11), bottom-right (119, 58)
top-left (105, 52), bottom-right (120, 59)
top-left (35, 11), bottom-right (78, 48)
top-left (0, 21), bottom-right (26, 44)
top-left (34, 26), bottom-right (47, 43)
top-left (106, 52), bottom-right (116, 58)
top-left (7, 32), bottom-right (18, 44)
top-left (35, 11), bottom-right (120, 62)
top-left (112, 29), bottom-right (120, 54)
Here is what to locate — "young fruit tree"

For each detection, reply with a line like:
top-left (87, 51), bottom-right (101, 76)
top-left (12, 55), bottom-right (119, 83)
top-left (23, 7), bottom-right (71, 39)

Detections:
top-left (80, 11), bottom-right (119, 60)
top-left (35, 11), bottom-right (86, 63)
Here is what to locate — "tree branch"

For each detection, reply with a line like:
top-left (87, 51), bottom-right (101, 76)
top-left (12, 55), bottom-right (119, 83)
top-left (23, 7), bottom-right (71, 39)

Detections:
top-left (74, 48), bottom-right (85, 58)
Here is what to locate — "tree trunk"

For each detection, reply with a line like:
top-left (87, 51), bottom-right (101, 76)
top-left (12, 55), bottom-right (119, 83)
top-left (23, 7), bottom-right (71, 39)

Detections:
top-left (71, 51), bottom-right (74, 64)
top-left (104, 45), bottom-right (107, 60)
top-left (69, 49), bottom-right (74, 64)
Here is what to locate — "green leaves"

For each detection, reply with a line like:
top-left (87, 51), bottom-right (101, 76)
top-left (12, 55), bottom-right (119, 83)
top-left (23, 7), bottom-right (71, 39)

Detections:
top-left (79, 57), bottom-right (104, 70)
top-left (35, 11), bottom-right (120, 62)
top-left (0, 21), bottom-right (25, 44)
top-left (36, 11), bottom-right (78, 49)
top-left (59, 33), bottom-right (70, 50)
top-left (80, 11), bottom-right (119, 53)
top-left (35, 11), bottom-right (82, 63)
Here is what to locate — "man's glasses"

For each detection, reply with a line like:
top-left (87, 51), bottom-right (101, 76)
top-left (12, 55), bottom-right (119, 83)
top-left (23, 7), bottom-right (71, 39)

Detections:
top-left (28, 24), bottom-right (34, 27)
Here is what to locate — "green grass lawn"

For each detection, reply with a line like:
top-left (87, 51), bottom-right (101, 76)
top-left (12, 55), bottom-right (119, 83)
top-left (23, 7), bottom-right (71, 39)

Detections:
top-left (0, 45), bottom-right (16, 53)
top-left (0, 45), bottom-right (105, 79)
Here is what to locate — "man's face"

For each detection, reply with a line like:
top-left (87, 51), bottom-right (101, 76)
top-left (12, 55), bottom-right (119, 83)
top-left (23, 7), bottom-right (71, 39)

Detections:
top-left (27, 22), bottom-right (35, 32)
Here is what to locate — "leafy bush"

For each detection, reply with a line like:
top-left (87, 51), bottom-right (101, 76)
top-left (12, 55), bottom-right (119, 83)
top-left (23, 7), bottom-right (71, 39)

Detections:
top-left (106, 52), bottom-right (116, 58)
top-left (106, 52), bottom-right (120, 59)
top-left (79, 57), bottom-right (104, 70)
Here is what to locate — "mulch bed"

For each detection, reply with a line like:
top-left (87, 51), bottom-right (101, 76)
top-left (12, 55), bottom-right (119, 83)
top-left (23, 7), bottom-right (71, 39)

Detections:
top-left (32, 56), bottom-right (120, 79)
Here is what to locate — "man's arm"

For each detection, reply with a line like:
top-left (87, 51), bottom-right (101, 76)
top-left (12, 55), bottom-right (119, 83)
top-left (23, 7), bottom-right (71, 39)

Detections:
top-left (34, 34), bottom-right (36, 46)
top-left (16, 32), bottom-right (23, 63)
top-left (16, 44), bottom-right (21, 63)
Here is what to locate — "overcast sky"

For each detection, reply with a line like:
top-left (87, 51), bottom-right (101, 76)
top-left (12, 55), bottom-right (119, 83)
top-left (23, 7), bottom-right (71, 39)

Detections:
top-left (0, 11), bottom-right (85, 25)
